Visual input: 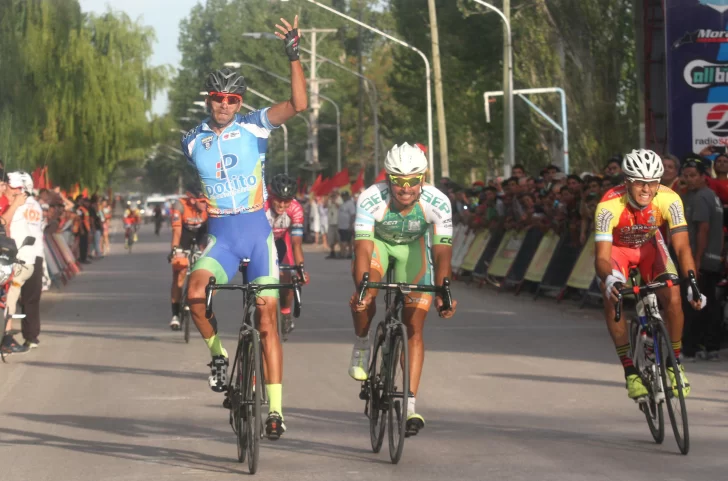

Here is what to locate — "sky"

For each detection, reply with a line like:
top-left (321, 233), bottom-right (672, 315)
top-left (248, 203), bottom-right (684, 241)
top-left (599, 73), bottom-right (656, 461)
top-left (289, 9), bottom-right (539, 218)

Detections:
top-left (79, 0), bottom-right (201, 115)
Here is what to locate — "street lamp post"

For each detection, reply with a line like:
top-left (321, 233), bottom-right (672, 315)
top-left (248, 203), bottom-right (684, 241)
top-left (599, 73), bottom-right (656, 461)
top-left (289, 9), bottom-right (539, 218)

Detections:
top-left (471, 0), bottom-right (515, 177)
top-left (484, 87), bottom-right (568, 173)
top-left (242, 32), bottom-right (381, 176)
top-left (224, 61), bottom-right (342, 172)
top-left (303, 0), bottom-right (435, 180)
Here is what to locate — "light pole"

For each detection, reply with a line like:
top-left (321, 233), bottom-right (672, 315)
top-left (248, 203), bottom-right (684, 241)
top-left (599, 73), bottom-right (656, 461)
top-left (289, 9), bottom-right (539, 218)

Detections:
top-left (242, 32), bottom-right (381, 176)
top-left (303, 0), bottom-right (435, 180)
top-left (484, 87), bottom-right (568, 173)
top-left (471, 0), bottom-right (515, 177)
top-left (224, 61), bottom-right (342, 172)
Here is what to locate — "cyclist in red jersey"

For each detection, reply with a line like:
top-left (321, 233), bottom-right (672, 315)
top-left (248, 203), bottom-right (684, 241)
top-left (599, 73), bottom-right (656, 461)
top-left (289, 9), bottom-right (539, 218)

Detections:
top-left (265, 174), bottom-right (308, 335)
top-left (594, 150), bottom-right (704, 401)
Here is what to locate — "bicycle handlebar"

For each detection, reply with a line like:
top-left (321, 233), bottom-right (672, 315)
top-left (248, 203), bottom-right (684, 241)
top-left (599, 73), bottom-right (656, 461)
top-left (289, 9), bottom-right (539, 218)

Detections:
top-left (279, 263), bottom-right (305, 280)
top-left (356, 272), bottom-right (453, 313)
top-left (205, 274), bottom-right (304, 320)
top-left (613, 270), bottom-right (700, 322)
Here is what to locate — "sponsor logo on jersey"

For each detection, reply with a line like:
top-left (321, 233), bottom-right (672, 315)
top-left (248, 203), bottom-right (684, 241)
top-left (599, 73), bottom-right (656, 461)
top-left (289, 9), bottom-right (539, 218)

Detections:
top-left (202, 136), bottom-right (214, 150)
top-left (669, 200), bottom-right (686, 225)
top-left (382, 220), bottom-right (398, 226)
top-left (419, 189), bottom-right (451, 214)
top-left (407, 220), bottom-right (421, 231)
top-left (222, 131), bottom-right (241, 141)
top-left (205, 172), bottom-right (259, 199)
top-left (596, 208), bottom-right (614, 234)
top-left (215, 154), bottom-right (239, 180)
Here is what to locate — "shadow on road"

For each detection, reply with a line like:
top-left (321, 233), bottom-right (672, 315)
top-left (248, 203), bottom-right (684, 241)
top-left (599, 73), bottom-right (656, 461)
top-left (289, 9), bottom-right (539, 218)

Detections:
top-left (23, 361), bottom-right (202, 381)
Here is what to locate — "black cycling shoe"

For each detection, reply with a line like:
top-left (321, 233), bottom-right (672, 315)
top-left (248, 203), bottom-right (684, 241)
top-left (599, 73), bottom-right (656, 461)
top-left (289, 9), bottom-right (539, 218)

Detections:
top-left (281, 313), bottom-right (294, 339)
top-left (207, 355), bottom-right (229, 393)
top-left (265, 412), bottom-right (286, 440)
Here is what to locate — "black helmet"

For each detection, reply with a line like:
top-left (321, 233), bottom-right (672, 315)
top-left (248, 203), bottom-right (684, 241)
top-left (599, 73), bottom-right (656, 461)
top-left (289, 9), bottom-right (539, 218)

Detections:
top-left (186, 182), bottom-right (204, 198)
top-left (269, 174), bottom-right (296, 200)
top-left (205, 67), bottom-right (247, 95)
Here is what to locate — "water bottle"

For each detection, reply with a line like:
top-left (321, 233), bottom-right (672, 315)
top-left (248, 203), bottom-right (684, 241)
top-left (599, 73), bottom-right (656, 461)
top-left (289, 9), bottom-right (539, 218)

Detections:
top-left (642, 328), bottom-right (655, 362)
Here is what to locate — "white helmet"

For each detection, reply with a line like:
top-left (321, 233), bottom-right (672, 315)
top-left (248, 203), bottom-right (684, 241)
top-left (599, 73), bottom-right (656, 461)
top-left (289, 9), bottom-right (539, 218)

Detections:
top-left (7, 171), bottom-right (34, 193)
top-left (383, 143), bottom-right (428, 176)
top-left (622, 149), bottom-right (664, 180)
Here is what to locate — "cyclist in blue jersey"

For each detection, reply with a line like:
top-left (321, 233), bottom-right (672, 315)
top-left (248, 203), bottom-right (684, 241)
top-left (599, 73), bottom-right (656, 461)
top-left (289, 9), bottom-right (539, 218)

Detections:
top-left (181, 16), bottom-right (307, 440)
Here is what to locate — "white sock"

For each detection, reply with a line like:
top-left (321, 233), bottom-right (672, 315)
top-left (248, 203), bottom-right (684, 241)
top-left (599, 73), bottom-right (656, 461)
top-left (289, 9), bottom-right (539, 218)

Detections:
top-left (408, 395), bottom-right (416, 415)
top-left (355, 334), bottom-right (369, 349)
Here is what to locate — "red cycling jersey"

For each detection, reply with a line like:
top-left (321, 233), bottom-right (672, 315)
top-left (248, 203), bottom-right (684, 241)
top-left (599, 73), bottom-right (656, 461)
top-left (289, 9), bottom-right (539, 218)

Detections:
top-left (264, 199), bottom-right (304, 240)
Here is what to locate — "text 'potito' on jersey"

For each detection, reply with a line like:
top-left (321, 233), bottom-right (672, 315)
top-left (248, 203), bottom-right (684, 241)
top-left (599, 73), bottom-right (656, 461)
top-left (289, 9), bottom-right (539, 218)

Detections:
top-left (181, 109), bottom-right (278, 217)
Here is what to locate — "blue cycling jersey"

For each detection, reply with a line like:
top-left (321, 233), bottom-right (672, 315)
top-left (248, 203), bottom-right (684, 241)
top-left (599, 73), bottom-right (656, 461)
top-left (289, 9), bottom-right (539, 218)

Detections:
top-left (181, 109), bottom-right (277, 217)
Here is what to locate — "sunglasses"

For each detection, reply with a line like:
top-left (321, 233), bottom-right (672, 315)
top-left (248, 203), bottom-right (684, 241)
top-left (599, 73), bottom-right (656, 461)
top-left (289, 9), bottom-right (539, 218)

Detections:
top-left (389, 174), bottom-right (424, 188)
top-left (209, 92), bottom-right (242, 105)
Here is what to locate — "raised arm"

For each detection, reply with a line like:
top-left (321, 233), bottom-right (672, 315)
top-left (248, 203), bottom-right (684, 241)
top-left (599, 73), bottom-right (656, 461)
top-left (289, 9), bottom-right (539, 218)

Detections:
top-left (267, 16), bottom-right (308, 126)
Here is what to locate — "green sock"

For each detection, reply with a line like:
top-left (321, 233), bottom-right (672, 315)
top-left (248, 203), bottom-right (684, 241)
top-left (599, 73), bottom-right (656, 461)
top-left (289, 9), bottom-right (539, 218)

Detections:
top-left (204, 334), bottom-right (227, 357)
top-left (266, 384), bottom-right (283, 417)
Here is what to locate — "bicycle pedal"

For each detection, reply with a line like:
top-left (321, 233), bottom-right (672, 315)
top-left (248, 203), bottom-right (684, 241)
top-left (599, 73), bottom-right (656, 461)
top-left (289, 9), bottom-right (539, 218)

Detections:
top-left (359, 384), bottom-right (370, 401)
top-left (633, 396), bottom-right (649, 404)
top-left (222, 396), bottom-right (231, 410)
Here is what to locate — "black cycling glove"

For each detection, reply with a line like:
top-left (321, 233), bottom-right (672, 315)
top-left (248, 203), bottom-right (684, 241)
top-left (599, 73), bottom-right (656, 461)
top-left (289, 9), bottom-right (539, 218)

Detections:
top-left (283, 29), bottom-right (300, 62)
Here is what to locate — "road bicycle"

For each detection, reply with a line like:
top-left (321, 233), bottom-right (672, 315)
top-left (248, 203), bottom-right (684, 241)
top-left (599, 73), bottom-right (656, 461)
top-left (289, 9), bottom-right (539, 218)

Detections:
top-left (356, 265), bottom-right (452, 464)
top-left (205, 259), bottom-right (303, 474)
top-left (173, 238), bottom-right (203, 343)
top-left (614, 270), bottom-right (700, 455)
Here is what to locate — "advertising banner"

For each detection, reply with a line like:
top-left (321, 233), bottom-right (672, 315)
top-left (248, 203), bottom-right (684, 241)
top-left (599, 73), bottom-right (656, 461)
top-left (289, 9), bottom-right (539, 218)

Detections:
top-left (487, 230), bottom-right (525, 278)
top-left (566, 237), bottom-right (596, 290)
top-left (523, 230), bottom-right (561, 283)
top-left (667, 1), bottom-right (728, 158)
top-left (459, 230), bottom-right (491, 272)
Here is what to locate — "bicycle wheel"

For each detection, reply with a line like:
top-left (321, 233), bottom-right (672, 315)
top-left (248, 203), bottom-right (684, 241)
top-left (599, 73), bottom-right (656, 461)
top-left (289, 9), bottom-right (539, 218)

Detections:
top-left (368, 322), bottom-right (386, 453)
top-left (631, 321), bottom-right (664, 444)
top-left (655, 322), bottom-right (689, 454)
top-left (245, 330), bottom-right (263, 473)
top-left (641, 382), bottom-right (664, 444)
top-left (231, 344), bottom-right (247, 463)
top-left (387, 324), bottom-right (409, 464)
top-left (183, 307), bottom-right (191, 343)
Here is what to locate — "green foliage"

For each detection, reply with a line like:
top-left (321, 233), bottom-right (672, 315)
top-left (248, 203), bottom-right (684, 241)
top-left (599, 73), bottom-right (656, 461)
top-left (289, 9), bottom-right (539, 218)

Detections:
top-left (0, 0), bottom-right (169, 188)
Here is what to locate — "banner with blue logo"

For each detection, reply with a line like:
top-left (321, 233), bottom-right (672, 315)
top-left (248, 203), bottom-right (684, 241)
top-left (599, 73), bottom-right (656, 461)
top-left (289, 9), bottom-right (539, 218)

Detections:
top-left (667, 0), bottom-right (728, 158)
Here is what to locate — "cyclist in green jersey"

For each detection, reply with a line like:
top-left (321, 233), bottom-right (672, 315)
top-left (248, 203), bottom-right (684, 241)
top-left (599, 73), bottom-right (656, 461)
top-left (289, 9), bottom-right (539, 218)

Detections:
top-left (349, 143), bottom-right (458, 435)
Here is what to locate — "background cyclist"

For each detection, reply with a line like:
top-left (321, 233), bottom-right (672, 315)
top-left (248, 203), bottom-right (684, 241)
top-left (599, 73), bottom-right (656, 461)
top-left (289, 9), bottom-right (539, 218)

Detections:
top-left (168, 184), bottom-right (208, 330)
top-left (264, 173), bottom-right (309, 337)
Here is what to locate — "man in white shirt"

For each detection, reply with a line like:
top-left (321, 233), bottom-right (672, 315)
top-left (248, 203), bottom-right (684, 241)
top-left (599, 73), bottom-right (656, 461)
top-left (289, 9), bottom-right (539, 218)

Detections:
top-left (1, 171), bottom-right (45, 353)
top-left (337, 191), bottom-right (356, 259)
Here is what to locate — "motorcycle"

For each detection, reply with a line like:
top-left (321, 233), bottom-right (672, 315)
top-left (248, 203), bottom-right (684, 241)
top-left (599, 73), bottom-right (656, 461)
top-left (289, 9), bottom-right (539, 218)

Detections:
top-left (0, 236), bottom-right (36, 362)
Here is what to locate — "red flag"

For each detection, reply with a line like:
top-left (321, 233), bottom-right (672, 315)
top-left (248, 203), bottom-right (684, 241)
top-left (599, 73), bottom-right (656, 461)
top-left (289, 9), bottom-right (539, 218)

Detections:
top-left (31, 167), bottom-right (43, 187)
top-left (82, 187), bottom-right (89, 199)
top-left (415, 143), bottom-right (428, 154)
top-left (374, 168), bottom-right (387, 183)
top-left (330, 168), bottom-right (350, 189)
top-left (351, 169), bottom-right (364, 194)
top-left (315, 177), bottom-right (333, 196)
top-left (311, 174), bottom-right (322, 194)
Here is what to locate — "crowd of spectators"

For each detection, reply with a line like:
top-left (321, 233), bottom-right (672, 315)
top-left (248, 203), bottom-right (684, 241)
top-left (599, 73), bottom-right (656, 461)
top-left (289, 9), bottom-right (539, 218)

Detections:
top-left (0, 159), bottom-right (115, 355)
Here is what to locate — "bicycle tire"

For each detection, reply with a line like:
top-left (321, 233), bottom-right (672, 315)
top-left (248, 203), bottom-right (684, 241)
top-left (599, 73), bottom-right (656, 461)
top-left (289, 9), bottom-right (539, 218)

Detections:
top-left (232, 343), bottom-right (247, 463)
top-left (246, 330), bottom-right (263, 473)
top-left (387, 324), bottom-right (409, 464)
top-left (368, 322), bottom-right (386, 453)
top-left (183, 307), bottom-right (191, 343)
top-left (655, 322), bottom-right (689, 454)
top-left (630, 320), bottom-right (664, 444)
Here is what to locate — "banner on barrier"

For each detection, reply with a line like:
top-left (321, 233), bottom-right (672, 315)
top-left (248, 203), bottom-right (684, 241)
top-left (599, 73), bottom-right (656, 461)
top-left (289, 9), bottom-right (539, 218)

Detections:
top-left (566, 237), bottom-right (596, 289)
top-left (452, 229), bottom-right (476, 271)
top-left (523, 231), bottom-right (561, 283)
top-left (487, 230), bottom-right (525, 278)
top-left (459, 230), bottom-right (490, 272)
top-left (52, 233), bottom-right (79, 274)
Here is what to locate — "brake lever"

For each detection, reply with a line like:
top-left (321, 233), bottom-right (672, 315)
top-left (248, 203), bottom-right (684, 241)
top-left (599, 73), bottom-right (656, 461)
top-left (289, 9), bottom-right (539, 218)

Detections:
top-left (439, 278), bottom-right (453, 313)
top-left (205, 276), bottom-right (216, 319)
top-left (613, 282), bottom-right (624, 322)
top-left (687, 270), bottom-right (701, 302)
top-left (357, 272), bottom-right (370, 304)
top-left (293, 276), bottom-right (302, 319)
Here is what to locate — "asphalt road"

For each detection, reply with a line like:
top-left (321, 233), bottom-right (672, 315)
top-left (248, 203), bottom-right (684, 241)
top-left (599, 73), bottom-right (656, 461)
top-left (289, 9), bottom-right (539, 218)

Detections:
top-left (1, 224), bottom-right (727, 480)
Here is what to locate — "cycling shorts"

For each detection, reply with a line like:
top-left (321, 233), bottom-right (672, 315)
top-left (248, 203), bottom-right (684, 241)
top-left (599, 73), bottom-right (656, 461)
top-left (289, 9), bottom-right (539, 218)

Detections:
top-left (275, 234), bottom-right (293, 266)
top-left (357, 233), bottom-right (434, 311)
top-left (610, 230), bottom-right (677, 283)
top-left (192, 209), bottom-right (279, 297)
